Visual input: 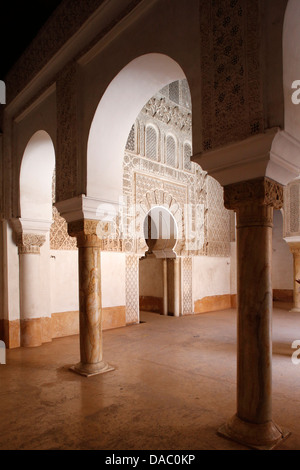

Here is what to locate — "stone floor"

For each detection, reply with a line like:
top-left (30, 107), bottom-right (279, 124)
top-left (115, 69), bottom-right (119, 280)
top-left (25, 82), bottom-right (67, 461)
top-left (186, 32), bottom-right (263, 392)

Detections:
top-left (0, 303), bottom-right (300, 450)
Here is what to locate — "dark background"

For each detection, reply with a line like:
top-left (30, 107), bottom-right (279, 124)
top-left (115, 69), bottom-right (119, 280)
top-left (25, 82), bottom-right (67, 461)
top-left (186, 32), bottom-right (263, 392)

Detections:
top-left (1, 1), bottom-right (63, 77)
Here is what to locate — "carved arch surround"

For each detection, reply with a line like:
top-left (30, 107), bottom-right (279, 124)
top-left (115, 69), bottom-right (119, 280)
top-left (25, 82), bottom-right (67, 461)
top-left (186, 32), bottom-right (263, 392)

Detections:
top-left (136, 188), bottom-right (185, 257)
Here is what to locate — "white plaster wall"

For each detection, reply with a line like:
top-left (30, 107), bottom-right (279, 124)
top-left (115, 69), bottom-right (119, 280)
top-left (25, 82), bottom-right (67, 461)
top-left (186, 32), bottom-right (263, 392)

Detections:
top-left (50, 250), bottom-right (126, 313)
top-left (101, 252), bottom-right (126, 308)
top-left (230, 242), bottom-right (237, 296)
top-left (272, 210), bottom-right (293, 289)
top-left (192, 256), bottom-right (231, 301)
top-left (39, 233), bottom-right (51, 318)
top-left (50, 250), bottom-right (79, 313)
top-left (5, 222), bottom-right (20, 321)
top-left (139, 258), bottom-right (163, 298)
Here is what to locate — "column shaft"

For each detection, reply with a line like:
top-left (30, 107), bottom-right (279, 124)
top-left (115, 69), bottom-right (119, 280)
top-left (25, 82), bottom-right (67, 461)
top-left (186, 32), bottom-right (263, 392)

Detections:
top-left (78, 245), bottom-right (103, 365)
top-left (236, 204), bottom-right (272, 423)
top-left (69, 219), bottom-right (113, 377)
top-left (218, 177), bottom-right (289, 449)
top-left (163, 259), bottom-right (168, 315)
top-left (173, 258), bottom-right (180, 317)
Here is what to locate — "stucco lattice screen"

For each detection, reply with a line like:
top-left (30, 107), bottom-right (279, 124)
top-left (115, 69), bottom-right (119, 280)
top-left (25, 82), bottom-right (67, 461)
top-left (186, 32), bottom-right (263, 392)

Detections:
top-left (125, 125), bottom-right (135, 152)
top-left (283, 181), bottom-right (300, 238)
top-left (184, 143), bottom-right (192, 171)
top-left (169, 81), bottom-right (180, 104)
top-left (166, 135), bottom-right (176, 168)
top-left (180, 79), bottom-right (192, 110)
top-left (200, 0), bottom-right (264, 150)
top-left (145, 125), bottom-right (158, 161)
top-left (50, 171), bottom-right (77, 250)
top-left (206, 176), bottom-right (231, 257)
top-left (181, 257), bottom-right (193, 314)
top-left (125, 254), bottom-right (139, 324)
top-left (290, 184), bottom-right (300, 233)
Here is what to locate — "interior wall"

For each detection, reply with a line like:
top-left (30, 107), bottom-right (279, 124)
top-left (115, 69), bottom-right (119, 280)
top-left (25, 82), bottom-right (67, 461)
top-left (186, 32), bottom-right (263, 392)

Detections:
top-left (193, 256), bottom-right (231, 299)
top-left (50, 249), bottom-right (127, 311)
top-left (0, 222), bottom-right (20, 347)
top-left (101, 251), bottom-right (126, 309)
top-left (50, 249), bottom-right (126, 333)
top-left (139, 257), bottom-right (163, 313)
top-left (50, 250), bottom-right (78, 314)
top-left (139, 258), bottom-right (163, 297)
top-left (5, 222), bottom-right (20, 322)
top-left (40, 234), bottom-right (51, 320)
top-left (193, 256), bottom-right (231, 313)
top-left (272, 209), bottom-right (293, 292)
top-left (230, 242), bottom-right (237, 299)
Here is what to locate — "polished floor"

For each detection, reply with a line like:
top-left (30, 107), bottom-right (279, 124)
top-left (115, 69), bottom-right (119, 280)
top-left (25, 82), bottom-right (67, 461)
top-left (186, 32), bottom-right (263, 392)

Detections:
top-left (1, 303), bottom-right (300, 450)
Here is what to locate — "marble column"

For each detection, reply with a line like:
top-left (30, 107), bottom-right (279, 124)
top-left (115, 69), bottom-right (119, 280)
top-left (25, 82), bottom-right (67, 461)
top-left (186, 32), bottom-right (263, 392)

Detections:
top-left (218, 177), bottom-right (289, 449)
top-left (285, 242), bottom-right (300, 312)
top-left (173, 257), bottom-right (180, 317)
top-left (17, 233), bottom-right (46, 347)
top-left (163, 258), bottom-right (168, 316)
top-left (68, 219), bottom-right (113, 377)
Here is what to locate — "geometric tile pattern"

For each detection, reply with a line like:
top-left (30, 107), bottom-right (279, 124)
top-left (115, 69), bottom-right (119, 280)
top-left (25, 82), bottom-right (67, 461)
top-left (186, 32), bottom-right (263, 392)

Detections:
top-left (125, 254), bottom-right (139, 324)
top-left (181, 256), bottom-right (193, 314)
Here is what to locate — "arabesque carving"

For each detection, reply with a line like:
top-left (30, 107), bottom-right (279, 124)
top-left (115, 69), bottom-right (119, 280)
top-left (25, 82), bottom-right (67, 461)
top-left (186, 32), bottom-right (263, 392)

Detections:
top-left (17, 233), bottom-right (46, 255)
top-left (224, 177), bottom-right (283, 211)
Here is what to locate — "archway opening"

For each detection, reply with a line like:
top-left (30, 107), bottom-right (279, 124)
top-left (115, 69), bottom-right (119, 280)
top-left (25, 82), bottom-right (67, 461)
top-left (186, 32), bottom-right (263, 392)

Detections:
top-left (143, 206), bottom-right (177, 259)
top-left (18, 130), bottom-right (56, 347)
top-left (20, 130), bottom-right (55, 222)
top-left (272, 210), bottom-right (293, 304)
top-left (139, 206), bottom-right (179, 318)
top-left (87, 54), bottom-right (191, 328)
top-left (87, 53), bottom-right (186, 203)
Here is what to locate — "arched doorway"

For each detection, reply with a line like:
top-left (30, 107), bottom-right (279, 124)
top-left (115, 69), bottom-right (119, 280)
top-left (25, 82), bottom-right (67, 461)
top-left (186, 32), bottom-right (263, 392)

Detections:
top-left (87, 53), bottom-right (187, 204)
top-left (139, 206), bottom-right (180, 319)
top-left (17, 130), bottom-right (55, 347)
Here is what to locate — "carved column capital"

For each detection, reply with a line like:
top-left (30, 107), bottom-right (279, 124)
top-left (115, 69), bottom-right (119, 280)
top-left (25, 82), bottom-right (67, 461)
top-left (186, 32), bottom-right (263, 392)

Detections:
top-left (68, 219), bottom-right (113, 248)
top-left (17, 233), bottom-right (46, 254)
top-left (224, 177), bottom-right (283, 211)
top-left (224, 177), bottom-right (283, 228)
top-left (11, 218), bottom-right (51, 254)
top-left (286, 242), bottom-right (300, 256)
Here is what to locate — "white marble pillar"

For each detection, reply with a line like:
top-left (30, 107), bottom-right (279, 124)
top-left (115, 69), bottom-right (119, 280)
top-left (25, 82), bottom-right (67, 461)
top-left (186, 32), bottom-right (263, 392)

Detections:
top-left (219, 177), bottom-right (289, 450)
top-left (69, 219), bottom-right (114, 377)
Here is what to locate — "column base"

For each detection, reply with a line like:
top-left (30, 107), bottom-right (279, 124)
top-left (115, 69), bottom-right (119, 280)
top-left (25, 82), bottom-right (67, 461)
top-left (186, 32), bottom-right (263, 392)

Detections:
top-left (217, 414), bottom-right (290, 450)
top-left (290, 307), bottom-right (300, 313)
top-left (70, 361), bottom-right (114, 377)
